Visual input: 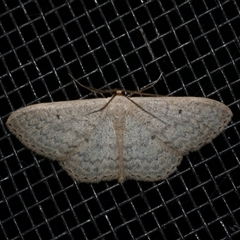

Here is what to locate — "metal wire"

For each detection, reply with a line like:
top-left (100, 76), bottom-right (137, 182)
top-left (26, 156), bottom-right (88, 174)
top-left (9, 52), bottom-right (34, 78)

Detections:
top-left (0, 0), bottom-right (240, 239)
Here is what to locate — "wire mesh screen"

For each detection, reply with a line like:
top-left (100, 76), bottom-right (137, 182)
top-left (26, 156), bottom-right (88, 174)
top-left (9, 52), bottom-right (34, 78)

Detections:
top-left (1, 0), bottom-right (240, 239)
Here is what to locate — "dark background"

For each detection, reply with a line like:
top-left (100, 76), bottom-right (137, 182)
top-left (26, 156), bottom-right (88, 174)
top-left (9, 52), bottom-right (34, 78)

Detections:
top-left (0, 0), bottom-right (240, 239)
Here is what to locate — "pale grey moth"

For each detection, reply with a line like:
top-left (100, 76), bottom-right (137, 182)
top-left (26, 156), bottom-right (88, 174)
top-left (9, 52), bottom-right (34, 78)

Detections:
top-left (6, 92), bottom-right (232, 183)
